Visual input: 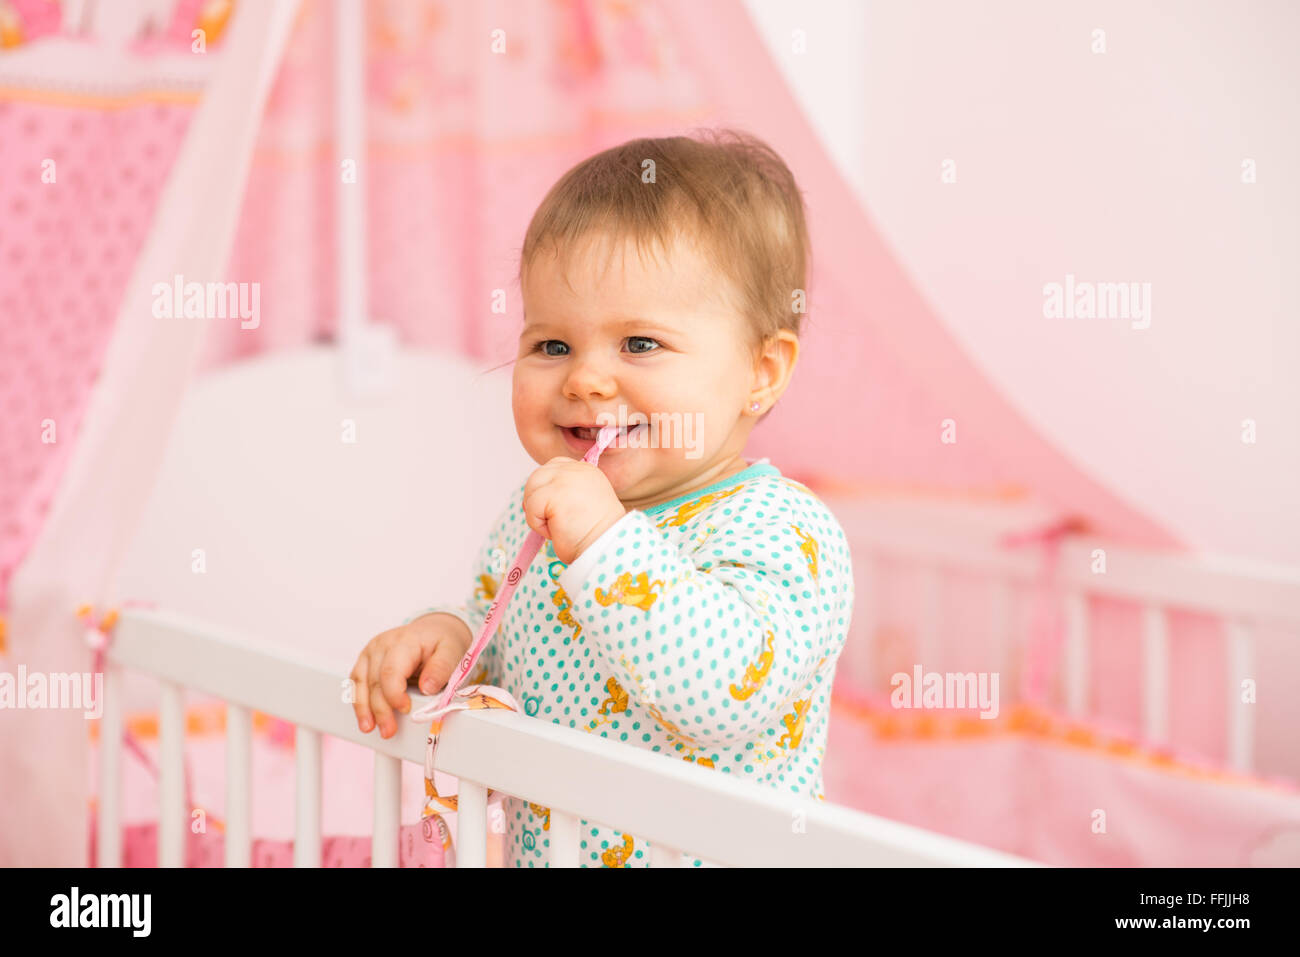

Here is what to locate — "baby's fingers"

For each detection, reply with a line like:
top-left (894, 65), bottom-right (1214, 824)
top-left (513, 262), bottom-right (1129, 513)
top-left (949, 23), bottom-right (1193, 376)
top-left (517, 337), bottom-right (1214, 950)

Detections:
top-left (418, 637), bottom-right (469, 696)
top-left (369, 681), bottom-right (397, 739)
top-left (350, 658), bottom-right (373, 733)
top-left (377, 641), bottom-right (423, 725)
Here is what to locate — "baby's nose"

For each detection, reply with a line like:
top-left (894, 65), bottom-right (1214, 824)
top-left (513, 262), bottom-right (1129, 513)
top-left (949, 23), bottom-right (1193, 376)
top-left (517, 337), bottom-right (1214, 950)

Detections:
top-left (562, 360), bottom-right (618, 399)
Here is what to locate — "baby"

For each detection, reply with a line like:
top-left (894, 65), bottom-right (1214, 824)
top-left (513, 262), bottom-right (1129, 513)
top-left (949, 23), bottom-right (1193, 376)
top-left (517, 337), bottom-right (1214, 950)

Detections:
top-left (351, 128), bottom-right (854, 868)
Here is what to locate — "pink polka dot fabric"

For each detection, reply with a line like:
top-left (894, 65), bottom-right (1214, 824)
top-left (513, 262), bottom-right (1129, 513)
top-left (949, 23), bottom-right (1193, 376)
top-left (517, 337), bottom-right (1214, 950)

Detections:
top-left (0, 96), bottom-right (194, 611)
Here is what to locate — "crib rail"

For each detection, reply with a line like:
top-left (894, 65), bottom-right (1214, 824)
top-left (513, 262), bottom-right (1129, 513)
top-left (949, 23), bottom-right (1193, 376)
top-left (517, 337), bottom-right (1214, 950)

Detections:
top-left (835, 498), bottom-right (1300, 776)
top-left (98, 607), bottom-right (1035, 869)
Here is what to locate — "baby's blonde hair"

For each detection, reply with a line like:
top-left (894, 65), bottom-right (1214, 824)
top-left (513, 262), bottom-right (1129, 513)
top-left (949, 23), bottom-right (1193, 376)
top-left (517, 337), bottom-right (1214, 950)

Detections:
top-left (518, 128), bottom-right (811, 360)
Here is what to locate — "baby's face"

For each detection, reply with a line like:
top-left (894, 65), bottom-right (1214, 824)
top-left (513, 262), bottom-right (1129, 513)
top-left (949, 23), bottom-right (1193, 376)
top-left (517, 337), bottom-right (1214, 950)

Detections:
top-left (514, 230), bottom-right (758, 510)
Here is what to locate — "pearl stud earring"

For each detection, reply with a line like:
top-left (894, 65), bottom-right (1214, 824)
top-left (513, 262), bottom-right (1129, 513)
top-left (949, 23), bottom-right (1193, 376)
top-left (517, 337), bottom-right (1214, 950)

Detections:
top-left (749, 401), bottom-right (760, 412)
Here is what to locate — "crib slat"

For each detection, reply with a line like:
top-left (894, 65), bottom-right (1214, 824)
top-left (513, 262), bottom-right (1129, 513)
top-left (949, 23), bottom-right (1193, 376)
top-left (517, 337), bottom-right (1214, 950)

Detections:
top-left (1142, 604), bottom-right (1169, 744)
top-left (918, 564), bottom-right (941, 672)
top-left (547, 810), bottom-right (579, 867)
top-left (456, 780), bottom-right (487, 867)
top-left (1063, 591), bottom-right (1088, 716)
top-left (650, 840), bottom-right (683, 868)
top-left (96, 663), bottom-right (123, 868)
top-left (989, 577), bottom-right (1011, 684)
top-left (548, 810), bottom-right (580, 867)
top-left (225, 703), bottom-right (251, 867)
top-left (1226, 620), bottom-right (1255, 773)
top-left (294, 726), bottom-right (322, 867)
top-left (158, 681), bottom-right (186, 867)
top-left (852, 551), bottom-right (876, 691)
top-left (372, 752), bottom-right (401, 867)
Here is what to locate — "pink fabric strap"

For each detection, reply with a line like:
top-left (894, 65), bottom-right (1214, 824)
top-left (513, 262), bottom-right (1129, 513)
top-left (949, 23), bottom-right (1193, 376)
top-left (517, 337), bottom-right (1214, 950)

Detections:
top-left (410, 425), bottom-right (621, 862)
top-left (997, 516), bottom-right (1088, 704)
top-left (419, 424), bottom-right (621, 717)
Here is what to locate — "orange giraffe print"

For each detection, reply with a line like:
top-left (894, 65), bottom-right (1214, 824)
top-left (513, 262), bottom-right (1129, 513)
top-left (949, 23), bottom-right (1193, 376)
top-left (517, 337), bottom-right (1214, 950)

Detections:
top-left (551, 586), bottom-right (583, 638)
top-left (583, 676), bottom-right (629, 733)
top-left (790, 523), bottom-right (820, 585)
top-left (601, 834), bottom-right (636, 867)
top-left (777, 698), bottom-right (812, 750)
top-left (729, 630), bottom-right (776, 701)
top-left (594, 571), bottom-right (665, 611)
top-left (671, 740), bottom-right (716, 769)
top-left (543, 554), bottom-right (584, 639)
top-left (474, 573), bottom-right (497, 603)
top-left (528, 803), bottom-right (552, 831)
top-left (656, 484), bottom-right (744, 529)
top-left (598, 676), bottom-right (629, 716)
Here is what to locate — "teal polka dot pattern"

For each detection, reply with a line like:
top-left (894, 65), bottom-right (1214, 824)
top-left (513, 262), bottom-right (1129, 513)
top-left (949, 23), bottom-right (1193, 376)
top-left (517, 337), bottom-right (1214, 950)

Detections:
top-left (413, 460), bottom-right (854, 868)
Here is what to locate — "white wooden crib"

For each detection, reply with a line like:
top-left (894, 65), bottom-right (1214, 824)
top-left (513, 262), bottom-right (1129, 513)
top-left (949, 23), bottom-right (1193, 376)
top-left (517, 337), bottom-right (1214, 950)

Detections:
top-left (93, 607), bottom-right (1035, 868)
top-left (829, 494), bottom-right (1300, 779)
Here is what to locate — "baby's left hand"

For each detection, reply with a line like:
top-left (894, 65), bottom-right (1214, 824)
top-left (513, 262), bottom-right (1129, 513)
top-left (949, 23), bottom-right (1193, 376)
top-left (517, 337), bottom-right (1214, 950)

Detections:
top-left (522, 456), bottom-right (626, 565)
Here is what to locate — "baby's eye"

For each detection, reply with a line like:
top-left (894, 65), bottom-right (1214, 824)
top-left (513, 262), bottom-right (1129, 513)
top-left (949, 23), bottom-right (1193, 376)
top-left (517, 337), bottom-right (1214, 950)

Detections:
top-left (626, 336), bottom-right (661, 354)
top-left (535, 340), bottom-right (569, 357)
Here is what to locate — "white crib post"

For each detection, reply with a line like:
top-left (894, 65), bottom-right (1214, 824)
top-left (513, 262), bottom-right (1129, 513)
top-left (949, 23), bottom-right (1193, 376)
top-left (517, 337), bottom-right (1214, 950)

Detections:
top-left (294, 726), bottom-right (322, 866)
top-left (918, 564), bottom-right (941, 672)
top-left (456, 780), bottom-right (487, 867)
top-left (1063, 591), bottom-right (1088, 717)
top-left (96, 661), bottom-right (123, 867)
top-left (372, 752), bottom-right (401, 867)
top-left (852, 550), bottom-right (876, 691)
top-left (989, 577), bottom-right (1011, 692)
top-left (1225, 620), bottom-right (1255, 773)
top-left (158, 681), bottom-right (186, 867)
top-left (225, 703), bottom-right (252, 867)
top-left (548, 810), bottom-right (579, 867)
top-left (1142, 604), bottom-right (1169, 745)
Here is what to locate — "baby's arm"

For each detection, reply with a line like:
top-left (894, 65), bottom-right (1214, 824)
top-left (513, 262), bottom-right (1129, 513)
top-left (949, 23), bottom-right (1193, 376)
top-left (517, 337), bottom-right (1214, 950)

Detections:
top-left (556, 492), bottom-right (851, 753)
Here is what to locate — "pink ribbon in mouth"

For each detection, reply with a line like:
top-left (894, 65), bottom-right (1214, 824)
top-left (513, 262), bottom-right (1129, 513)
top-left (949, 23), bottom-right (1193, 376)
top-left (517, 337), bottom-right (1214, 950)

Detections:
top-left (584, 420), bottom-right (647, 451)
top-left (409, 424), bottom-right (621, 863)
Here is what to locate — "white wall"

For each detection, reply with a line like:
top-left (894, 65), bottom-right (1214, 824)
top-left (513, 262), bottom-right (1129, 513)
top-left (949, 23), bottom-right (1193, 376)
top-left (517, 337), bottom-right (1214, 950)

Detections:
top-left (745, 0), bottom-right (1298, 565)
top-left (113, 347), bottom-right (531, 707)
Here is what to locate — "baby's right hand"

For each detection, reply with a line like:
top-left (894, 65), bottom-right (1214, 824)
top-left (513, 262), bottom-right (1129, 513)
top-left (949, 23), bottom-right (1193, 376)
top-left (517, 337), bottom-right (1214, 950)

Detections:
top-left (350, 614), bottom-right (473, 739)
